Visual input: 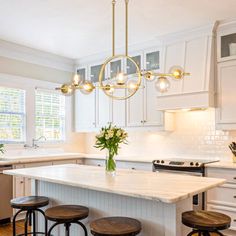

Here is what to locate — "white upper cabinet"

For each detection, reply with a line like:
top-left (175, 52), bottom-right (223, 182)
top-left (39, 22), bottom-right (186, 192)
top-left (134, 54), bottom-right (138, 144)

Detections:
top-left (90, 63), bottom-right (112, 127)
top-left (217, 20), bottom-right (236, 62)
top-left (126, 53), bottom-right (145, 127)
top-left (216, 60), bottom-right (236, 130)
top-left (110, 59), bottom-right (126, 127)
top-left (216, 20), bottom-right (236, 130)
top-left (75, 89), bottom-right (96, 132)
top-left (75, 68), bottom-right (97, 132)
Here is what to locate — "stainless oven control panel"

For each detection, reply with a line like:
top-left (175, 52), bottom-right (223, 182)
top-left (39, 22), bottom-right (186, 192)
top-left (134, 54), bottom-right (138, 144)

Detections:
top-left (153, 160), bottom-right (201, 167)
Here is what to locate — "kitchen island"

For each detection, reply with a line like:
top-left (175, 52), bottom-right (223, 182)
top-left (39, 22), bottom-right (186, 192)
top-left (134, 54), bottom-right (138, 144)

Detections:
top-left (4, 164), bottom-right (225, 236)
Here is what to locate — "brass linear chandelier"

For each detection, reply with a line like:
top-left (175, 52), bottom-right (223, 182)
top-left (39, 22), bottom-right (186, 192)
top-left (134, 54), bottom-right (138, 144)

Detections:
top-left (58, 0), bottom-right (190, 100)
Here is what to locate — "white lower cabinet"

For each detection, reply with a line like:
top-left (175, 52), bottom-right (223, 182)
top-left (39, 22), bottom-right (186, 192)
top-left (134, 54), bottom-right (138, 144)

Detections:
top-left (13, 160), bottom-right (81, 200)
top-left (83, 158), bottom-right (152, 171)
top-left (207, 167), bottom-right (236, 235)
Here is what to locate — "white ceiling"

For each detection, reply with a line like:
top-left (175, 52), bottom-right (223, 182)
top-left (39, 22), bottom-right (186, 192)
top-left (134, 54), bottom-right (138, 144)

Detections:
top-left (0, 0), bottom-right (236, 60)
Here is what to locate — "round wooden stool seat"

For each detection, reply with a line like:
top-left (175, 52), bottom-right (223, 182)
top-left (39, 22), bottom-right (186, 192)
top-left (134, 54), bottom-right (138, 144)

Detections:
top-left (45, 205), bottom-right (89, 223)
top-left (182, 210), bottom-right (231, 231)
top-left (11, 196), bottom-right (49, 210)
top-left (90, 217), bottom-right (142, 236)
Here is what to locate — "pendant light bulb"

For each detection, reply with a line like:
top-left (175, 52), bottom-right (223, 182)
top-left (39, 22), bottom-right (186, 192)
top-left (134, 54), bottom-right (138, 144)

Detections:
top-left (72, 73), bottom-right (82, 87)
top-left (155, 77), bottom-right (170, 93)
top-left (116, 72), bottom-right (127, 85)
top-left (127, 80), bottom-right (139, 93)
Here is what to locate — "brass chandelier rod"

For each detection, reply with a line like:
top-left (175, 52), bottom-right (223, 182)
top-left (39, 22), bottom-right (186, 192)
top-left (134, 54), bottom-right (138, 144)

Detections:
top-left (125, 0), bottom-right (129, 56)
top-left (112, 0), bottom-right (116, 56)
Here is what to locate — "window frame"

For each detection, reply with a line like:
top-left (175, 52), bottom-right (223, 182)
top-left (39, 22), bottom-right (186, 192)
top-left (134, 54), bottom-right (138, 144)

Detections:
top-left (0, 73), bottom-right (72, 146)
top-left (35, 88), bottom-right (66, 143)
top-left (0, 86), bottom-right (26, 144)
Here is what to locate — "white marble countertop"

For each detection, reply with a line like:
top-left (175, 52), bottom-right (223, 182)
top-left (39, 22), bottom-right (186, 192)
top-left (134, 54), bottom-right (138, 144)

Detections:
top-left (4, 164), bottom-right (225, 203)
top-left (0, 152), bottom-right (155, 166)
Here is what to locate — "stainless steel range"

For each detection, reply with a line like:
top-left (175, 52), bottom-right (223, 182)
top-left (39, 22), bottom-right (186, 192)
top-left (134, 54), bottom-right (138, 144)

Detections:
top-left (152, 158), bottom-right (219, 210)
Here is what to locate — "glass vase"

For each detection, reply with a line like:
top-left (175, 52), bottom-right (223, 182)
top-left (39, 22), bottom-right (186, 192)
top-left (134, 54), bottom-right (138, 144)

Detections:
top-left (106, 150), bottom-right (116, 176)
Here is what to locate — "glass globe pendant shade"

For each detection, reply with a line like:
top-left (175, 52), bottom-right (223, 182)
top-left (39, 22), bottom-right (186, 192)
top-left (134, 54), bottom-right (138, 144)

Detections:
top-left (115, 72), bottom-right (127, 85)
top-left (60, 84), bottom-right (74, 96)
top-left (72, 73), bottom-right (82, 87)
top-left (80, 81), bottom-right (95, 94)
top-left (155, 77), bottom-right (170, 93)
top-left (169, 66), bottom-right (184, 80)
top-left (127, 79), bottom-right (139, 93)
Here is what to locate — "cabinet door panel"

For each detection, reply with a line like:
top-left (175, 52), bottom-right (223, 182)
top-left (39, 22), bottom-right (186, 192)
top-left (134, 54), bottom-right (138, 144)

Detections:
top-left (183, 37), bottom-right (208, 93)
top-left (112, 89), bottom-right (126, 127)
top-left (97, 88), bottom-right (111, 127)
top-left (24, 178), bottom-right (32, 196)
top-left (217, 62), bottom-right (236, 123)
top-left (14, 176), bottom-right (25, 198)
top-left (145, 80), bottom-right (164, 126)
top-left (75, 90), bottom-right (96, 131)
top-left (127, 85), bottom-right (144, 127)
top-left (164, 42), bottom-right (185, 95)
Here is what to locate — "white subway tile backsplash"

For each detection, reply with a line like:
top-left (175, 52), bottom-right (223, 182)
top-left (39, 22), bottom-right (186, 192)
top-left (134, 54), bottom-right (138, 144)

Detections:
top-left (84, 109), bottom-right (236, 161)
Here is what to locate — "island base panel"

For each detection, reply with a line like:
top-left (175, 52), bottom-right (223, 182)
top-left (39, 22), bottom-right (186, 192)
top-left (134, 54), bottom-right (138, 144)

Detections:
top-left (32, 180), bottom-right (191, 236)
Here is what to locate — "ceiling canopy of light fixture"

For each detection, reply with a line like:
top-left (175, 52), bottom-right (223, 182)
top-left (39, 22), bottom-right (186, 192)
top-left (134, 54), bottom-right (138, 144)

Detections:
top-left (57, 0), bottom-right (190, 99)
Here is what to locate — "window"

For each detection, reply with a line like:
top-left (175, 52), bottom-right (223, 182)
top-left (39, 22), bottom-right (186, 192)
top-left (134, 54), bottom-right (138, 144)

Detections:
top-left (0, 86), bottom-right (26, 143)
top-left (35, 89), bottom-right (66, 142)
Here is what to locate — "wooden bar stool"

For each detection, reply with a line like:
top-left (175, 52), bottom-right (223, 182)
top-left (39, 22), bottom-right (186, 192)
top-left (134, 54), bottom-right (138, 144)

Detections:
top-left (182, 210), bottom-right (231, 236)
top-left (45, 205), bottom-right (89, 236)
top-left (11, 196), bottom-right (49, 236)
top-left (90, 217), bottom-right (142, 236)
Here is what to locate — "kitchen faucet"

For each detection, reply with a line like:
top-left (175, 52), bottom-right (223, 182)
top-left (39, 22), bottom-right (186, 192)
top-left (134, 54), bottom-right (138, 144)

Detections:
top-left (32, 136), bottom-right (47, 148)
top-left (24, 136), bottom-right (47, 149)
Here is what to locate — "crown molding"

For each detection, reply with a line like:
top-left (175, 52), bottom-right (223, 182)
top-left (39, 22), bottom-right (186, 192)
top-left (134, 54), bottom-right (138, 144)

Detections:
top-left (0, 39), bottom-right (75, 72)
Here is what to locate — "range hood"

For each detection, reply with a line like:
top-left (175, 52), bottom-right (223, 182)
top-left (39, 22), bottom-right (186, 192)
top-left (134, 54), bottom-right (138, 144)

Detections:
top-left (156, 23), bottom-right (217, 111)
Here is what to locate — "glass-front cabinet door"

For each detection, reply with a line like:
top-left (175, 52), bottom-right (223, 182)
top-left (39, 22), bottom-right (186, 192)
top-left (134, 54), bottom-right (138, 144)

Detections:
top-left (110, 60), bottom-right (122, 79)
top-left (90, 64), bottom-right (105, 83)
top-left (77, 68), bottom-right (86, 82)
top-left (220, 33), bottom-right (236, 60)
top-left (145, 51), bottom-right (160, 71)
top-left (126, 55), bottom-right (141, 76)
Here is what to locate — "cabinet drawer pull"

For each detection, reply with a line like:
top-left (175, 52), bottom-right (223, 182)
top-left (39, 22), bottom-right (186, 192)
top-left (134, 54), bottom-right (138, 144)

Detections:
top-left (234, 219), bottom-right (236, 222)
top-left (20, 181), bottom-right (24, 184)
top-left (97, 164), bottom-right (101, 167)
top-left (131, 167), bottom-right (136, 170)
top-left (233, 177), bottom-right (236, 180)
top-left (234, 196), bottom-right (236, 198)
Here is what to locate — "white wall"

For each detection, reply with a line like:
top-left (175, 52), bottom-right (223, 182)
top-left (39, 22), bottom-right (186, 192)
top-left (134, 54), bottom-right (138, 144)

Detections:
top-left (84, 109), bottom-right (236, 161)
top-left (0, 56), bottom-right (72, 84)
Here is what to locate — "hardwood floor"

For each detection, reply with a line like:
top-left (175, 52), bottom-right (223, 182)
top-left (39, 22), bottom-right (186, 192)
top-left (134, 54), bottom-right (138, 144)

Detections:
top-left (0, 221), bottom-right (220, 236)
top-left (0, 221), bottom-right (30, 236)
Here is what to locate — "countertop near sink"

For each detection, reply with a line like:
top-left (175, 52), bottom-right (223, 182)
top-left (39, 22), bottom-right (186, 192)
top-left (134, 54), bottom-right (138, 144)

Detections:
top-left (206, 160), bottom-right (236, 169)
top-left (0, 152), bottom-right (156, 166)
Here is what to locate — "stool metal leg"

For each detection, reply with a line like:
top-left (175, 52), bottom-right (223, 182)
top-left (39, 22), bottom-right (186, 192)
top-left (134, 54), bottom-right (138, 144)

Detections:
top-left (34, 208), bottom-right (48, 236)
top-left (24, 211), bottom-right (30, 236)
top-left (13, 209), bottom-right (24, 236)
top-left (48, 222), bottom-right (61, 236)
top-left (32, 210), bottom-right (36, 236)
top-left (65, 223), bottom-right (71, 236)
top-left (74, 221), bottom-right (88, 236)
